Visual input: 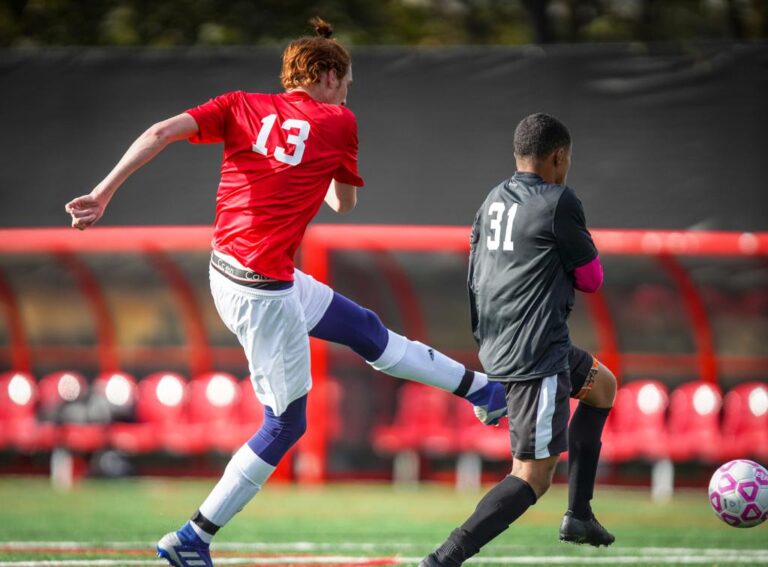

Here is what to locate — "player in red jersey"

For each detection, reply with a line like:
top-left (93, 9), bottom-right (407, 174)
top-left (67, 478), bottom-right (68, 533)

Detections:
top-left (188, 86), bottom-right (363, 282)
top-left (66, 19), bottom-right (505, 567)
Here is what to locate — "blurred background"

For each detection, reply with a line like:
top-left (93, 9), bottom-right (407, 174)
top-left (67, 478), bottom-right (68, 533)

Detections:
top-left (0, 0), bottom-right (766, 496)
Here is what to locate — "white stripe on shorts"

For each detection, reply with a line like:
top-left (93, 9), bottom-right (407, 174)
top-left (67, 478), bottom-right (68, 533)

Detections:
top-left (534, 374), bottom-right (558, 459)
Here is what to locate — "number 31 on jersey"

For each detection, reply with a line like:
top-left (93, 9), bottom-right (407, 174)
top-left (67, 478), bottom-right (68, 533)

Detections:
top-left (486, 202), bottom-right (518, 251)
top-left (252, 114), bottom-right (311, 166)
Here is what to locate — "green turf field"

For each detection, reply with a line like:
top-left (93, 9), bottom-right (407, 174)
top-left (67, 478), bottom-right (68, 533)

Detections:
top-left (0, 477), bottom-right (765, 566)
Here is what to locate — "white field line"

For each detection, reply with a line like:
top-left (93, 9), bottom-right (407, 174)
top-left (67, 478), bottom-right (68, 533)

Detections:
top-left (1, 542), bottom-right (767, 566)
top-left (0, 559), bottom-right (390, 566)
top-left (2, 556), bottom-right (768, 566)
top-left (0, 563), bottom-right (158, 567)
top-left (1, 541), bottom-right (766, 557)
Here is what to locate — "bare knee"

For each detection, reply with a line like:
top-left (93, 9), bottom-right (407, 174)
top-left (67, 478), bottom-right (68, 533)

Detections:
top-left (511, 455), bottom-right (559, 498)
top-left (581, 362), bottom-right (616, 409)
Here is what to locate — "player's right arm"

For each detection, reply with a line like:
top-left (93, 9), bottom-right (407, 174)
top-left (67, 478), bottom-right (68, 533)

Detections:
top-left (324, 180), bottom-right (357, 213)
top-left (323, 108), bottom-right (364, 214)
top-left (65, 113), bottom-right (199, 230)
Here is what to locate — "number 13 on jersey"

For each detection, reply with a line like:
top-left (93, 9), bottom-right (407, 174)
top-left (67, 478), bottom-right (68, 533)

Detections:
top-left (487, 202), bottom-right (518, 251)
top-left (252, 114), bottom-right (311, 166)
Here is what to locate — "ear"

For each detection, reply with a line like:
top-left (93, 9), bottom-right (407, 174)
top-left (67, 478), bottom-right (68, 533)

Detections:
top-left (552, 147), bottom-right (565, 166)
top-left (326, 68), bottom-right (339, 88)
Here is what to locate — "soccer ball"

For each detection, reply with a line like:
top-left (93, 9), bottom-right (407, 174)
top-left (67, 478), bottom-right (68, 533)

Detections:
top-left (708, 459), bottom-right (768, 528)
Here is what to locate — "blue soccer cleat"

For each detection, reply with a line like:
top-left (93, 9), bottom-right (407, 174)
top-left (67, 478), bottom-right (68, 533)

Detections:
top-left (157, 521), bottom-right (214, 567)
top-left (470, 382), bottom-right (507, 426)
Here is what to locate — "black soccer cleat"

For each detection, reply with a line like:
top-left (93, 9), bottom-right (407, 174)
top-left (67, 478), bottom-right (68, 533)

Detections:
top-left (559, 510), bottom-right (615, 547)
top-left (418, 553), bottom-right (441, 567)
top-left (419, 552), bottom-right (463, 567)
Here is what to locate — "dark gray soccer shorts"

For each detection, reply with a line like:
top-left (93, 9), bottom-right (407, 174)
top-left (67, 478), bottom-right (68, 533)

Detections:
top-left (505, 345), bottom-right (600, 459)
top-left (506, 371), bottom-right (571, 459)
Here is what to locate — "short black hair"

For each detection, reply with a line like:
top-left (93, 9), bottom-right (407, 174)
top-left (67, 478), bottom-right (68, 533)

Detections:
top-left (513, 113), bottom-right (571, 159)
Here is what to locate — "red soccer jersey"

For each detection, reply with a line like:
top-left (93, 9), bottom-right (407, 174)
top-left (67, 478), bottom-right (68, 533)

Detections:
top-left (186, 90), bottom-right (364, 281)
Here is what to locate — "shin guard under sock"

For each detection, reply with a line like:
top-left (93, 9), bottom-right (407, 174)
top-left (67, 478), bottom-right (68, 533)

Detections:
top-left (192, 444), bottom-right (276, 541)
top-left (369, 330), bottom-right (488, 397)
top-left (568, 402), bottom-right (610, 520)
top-left (435, 475), bottom-right (537, 563)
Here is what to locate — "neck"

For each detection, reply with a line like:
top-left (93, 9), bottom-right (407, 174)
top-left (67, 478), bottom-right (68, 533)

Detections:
top-left (516, 162), bottom-right (559, 184)
top-left (289, 84), bottom-right (332, 104)
top-left (289, 86), bottom-right (314, 98)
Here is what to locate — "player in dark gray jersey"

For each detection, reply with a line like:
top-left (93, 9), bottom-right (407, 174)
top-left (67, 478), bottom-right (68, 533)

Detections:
top-left (469, 172), bottom-right (595, 380)
top-left (421, 114), bottom-right (617, 567)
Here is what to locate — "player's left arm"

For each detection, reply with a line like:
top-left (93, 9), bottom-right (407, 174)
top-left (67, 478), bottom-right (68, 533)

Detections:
top-left (553, 187), bottom-right (603, 293)
top-left (572, 257), bottom-right (603, 293)
top-left (324, 180), bottom-right (358, 213)
top-left (65, 113), bottom-right (199, 230)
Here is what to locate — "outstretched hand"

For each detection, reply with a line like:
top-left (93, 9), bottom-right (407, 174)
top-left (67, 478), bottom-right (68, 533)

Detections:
top-left (65, 194), bottom-right (106, 230)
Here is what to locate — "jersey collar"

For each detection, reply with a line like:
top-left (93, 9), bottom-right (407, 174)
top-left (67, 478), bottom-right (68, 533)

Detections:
top-left (512, 171), bottom-right (544, 184)
top-left (512, 171), bottom-right (544, 185)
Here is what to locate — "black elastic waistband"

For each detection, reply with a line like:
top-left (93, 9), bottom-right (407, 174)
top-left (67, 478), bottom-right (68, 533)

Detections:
top-left (210, 253), bottom-right (292, 290)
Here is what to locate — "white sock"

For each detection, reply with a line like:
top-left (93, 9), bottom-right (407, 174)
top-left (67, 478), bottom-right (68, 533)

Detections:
top-left (190, 520), bottom-right (215, 544)
top-left (193, 444), bottom-right (275, 541)
top-left (368, 330), bottom-right (488, 396)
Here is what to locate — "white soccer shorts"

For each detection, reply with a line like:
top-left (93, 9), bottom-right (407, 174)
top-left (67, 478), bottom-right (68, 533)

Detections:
top-left (293, 269), bottom-right (334, 331)
top-left (209, 267), bottom-right (312, 416)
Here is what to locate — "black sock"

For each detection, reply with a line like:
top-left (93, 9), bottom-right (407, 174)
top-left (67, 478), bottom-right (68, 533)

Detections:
top-left (435, 475), bottom-right (537, 564)
top-left (567, 402), bottom-right (610, 520)
top-left (191, 510), bottom-right (220, 537)
top-left (451, 369), bottom-right (475, 398)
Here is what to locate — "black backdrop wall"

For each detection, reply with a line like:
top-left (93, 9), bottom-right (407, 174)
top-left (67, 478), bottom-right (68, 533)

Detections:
top-left (1, 43), bottom-right (766, 230)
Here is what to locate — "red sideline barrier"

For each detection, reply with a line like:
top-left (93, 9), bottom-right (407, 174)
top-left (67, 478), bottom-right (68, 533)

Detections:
top-left (1, 226), bottom-right (767, 256)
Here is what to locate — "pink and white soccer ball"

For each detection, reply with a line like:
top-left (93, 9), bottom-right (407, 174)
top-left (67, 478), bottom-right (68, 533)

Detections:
top-left (708, 459), bottom-right (768, 528)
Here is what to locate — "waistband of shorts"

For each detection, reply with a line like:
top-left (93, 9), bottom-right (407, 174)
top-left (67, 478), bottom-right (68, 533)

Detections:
top-left (488, 365), bottom-right (569, 382)
top-left (209, 266), bottom-right (295, 299)
top-left (210, 252), bottom-right (292, 291)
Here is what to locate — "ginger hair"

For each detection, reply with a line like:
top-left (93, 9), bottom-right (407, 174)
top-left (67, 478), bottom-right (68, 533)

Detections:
top-left (280, 17), bottom-right (351, 90)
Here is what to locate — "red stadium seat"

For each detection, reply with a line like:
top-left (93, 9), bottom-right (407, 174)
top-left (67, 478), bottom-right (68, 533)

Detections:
top-left (38, 370), bottom-right (88, 414)
top-left (601, 379), bottom-right (669, 462)
top-left (720, 382), bottom-right (768, 461)
top-left (191, 376), bottom-right (276, 455)
top-left (0, 372), bottom-right (37, 427)
top-left (164, 372), bottom-right (241, 454)
top-left (666, 381), bottom-right (723, 462)
top-left (92, 371), bottom-right (138, 420)
top-left (59, 422), bottom-right (107, 454)
top-left (455, 395), bottom-right (509, 461)
top-left (205, 377), bottom-right (266, 454)
top-left (110, 372), bottom-right (187, 454)
top-left (60, 372), bottom-right (139, 454)
top-left (0, 371), bottom-right (51, 451)
top-left (372, 383), bottom-right (456, 457)
top-left (26, 371), bottom-right (91, 452)
top-left (371, 383), bottom-right (459, 483)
